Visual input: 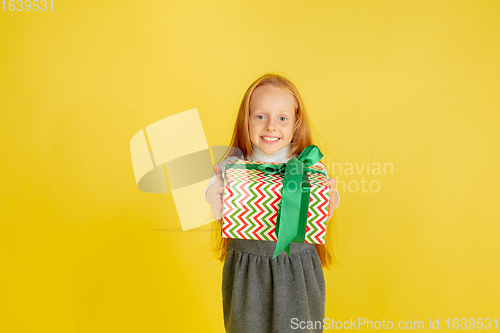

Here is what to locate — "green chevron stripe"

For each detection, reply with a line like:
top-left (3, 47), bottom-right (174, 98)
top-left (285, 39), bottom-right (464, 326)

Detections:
top-left (306, 187), bottom-right (321, 243)
top-left (243, 181), bottom-right (258, 238)
top-left (226, 181), bottom-right (243, 238)
top-left (222, 160), bottom-right (329, 243)
top-left (260, 182), bottom-right (280, 240)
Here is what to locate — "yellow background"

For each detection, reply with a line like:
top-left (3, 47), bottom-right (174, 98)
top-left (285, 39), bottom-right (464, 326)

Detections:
top-left (1, 1), bottom-right (499, 332)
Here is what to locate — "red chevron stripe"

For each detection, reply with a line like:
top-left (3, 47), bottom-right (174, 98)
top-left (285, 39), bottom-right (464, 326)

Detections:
top-left (317, 186), bottom-right (329, 218)
top-left (234, 182), bottom-right (251, 239)
top-left (255, 171), bottom-right (266, 182)
top-left (250, 181), bottom-right (266, 240)
top-left (222, 184), bottom-right (235, 238)
top-left (314, 218), bottom-right (326, 244)
top-left (311, 184), bottom-right (329, 243)
top-left (307, 196), bottom-right (313, 219)
top-left (267, 183), bottom-right (281, 242)
top-left (269, 227), bottom-right (277, 241)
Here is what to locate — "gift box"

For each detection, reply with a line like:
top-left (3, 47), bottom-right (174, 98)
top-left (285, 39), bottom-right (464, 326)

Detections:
top-left (221, 145), bottom-right (330, 258)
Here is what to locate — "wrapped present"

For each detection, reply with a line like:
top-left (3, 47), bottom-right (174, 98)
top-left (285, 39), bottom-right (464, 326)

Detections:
top-left (221, 145), bottom-right (330, 258)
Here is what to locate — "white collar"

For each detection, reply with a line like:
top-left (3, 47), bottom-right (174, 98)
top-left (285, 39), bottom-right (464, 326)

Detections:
top-left (248, 144), bottom-right (293, 163)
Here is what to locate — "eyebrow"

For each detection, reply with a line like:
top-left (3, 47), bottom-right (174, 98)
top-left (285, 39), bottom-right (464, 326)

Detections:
top-left (253, 108), bottom-right (294, 113)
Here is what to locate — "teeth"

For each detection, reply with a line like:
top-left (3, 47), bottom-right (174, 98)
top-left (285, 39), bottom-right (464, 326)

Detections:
top-left (262, 136), bottom-right (280, 142)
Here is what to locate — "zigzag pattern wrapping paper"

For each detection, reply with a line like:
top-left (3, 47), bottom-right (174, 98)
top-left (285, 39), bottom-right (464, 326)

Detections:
top-left (221, 159), bottom-right (330, 244)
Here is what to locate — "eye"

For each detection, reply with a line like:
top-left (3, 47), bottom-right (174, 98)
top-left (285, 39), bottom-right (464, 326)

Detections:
top-left (257, 115), bottom-right (265, 120)
top-left (279, 116), bottom-right (287, 121)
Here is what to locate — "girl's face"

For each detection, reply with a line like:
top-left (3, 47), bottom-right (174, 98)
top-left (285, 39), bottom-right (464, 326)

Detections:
top-left (248, 84), bottom-right (297, 155)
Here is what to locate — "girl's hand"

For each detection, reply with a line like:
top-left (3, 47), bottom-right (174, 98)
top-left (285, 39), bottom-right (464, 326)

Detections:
top-left (327, 178), bottom-right (338, 221)
top-left (207, 164), bottom-right (224, 227)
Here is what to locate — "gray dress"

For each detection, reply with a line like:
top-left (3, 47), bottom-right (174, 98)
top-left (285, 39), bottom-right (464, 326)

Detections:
top-left (206, 144), bottom-right (328, 333)
top-left (222, 238), bottom-right (325, 333)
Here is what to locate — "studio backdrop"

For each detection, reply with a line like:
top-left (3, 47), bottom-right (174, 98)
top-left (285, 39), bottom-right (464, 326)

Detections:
top-left (1, 1), bottom-right (499, 332)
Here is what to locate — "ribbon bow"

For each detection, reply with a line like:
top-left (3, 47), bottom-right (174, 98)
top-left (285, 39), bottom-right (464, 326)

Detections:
top-left (227, 145), bottom-right (325, 258)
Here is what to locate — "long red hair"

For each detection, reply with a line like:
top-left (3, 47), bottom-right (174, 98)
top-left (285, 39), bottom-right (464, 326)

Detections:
top-left (206, 73), bottom-right (339, 269)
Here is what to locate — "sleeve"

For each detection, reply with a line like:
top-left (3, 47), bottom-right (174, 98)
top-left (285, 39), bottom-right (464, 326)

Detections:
top-left (204, 157), bottom-right (232, 204)
top-left (315, 161), bottom-right (340, 210)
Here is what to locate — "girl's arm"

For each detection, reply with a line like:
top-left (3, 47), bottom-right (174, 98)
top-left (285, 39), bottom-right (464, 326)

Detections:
top-left (204, 158), bottom-right (230, 204)
top-left (205, 158), bottom-right (233, 226)
top-left (317, 162), bottom-right (340, 211)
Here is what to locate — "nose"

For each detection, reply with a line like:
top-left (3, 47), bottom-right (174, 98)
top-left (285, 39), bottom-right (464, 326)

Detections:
top-left (266, 118), bottom-right (276, 131)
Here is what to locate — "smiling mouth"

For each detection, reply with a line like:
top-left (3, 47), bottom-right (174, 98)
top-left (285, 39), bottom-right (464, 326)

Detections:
top-left (260, 136), bottom-right (281, 143)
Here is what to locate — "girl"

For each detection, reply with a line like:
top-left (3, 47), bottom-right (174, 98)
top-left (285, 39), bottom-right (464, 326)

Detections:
top-left (205, 73), bottom-right (340, 333)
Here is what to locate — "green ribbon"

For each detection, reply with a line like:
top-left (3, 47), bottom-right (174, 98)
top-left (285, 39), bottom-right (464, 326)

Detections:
top-left (226, 145), bottom-right (325, 258)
